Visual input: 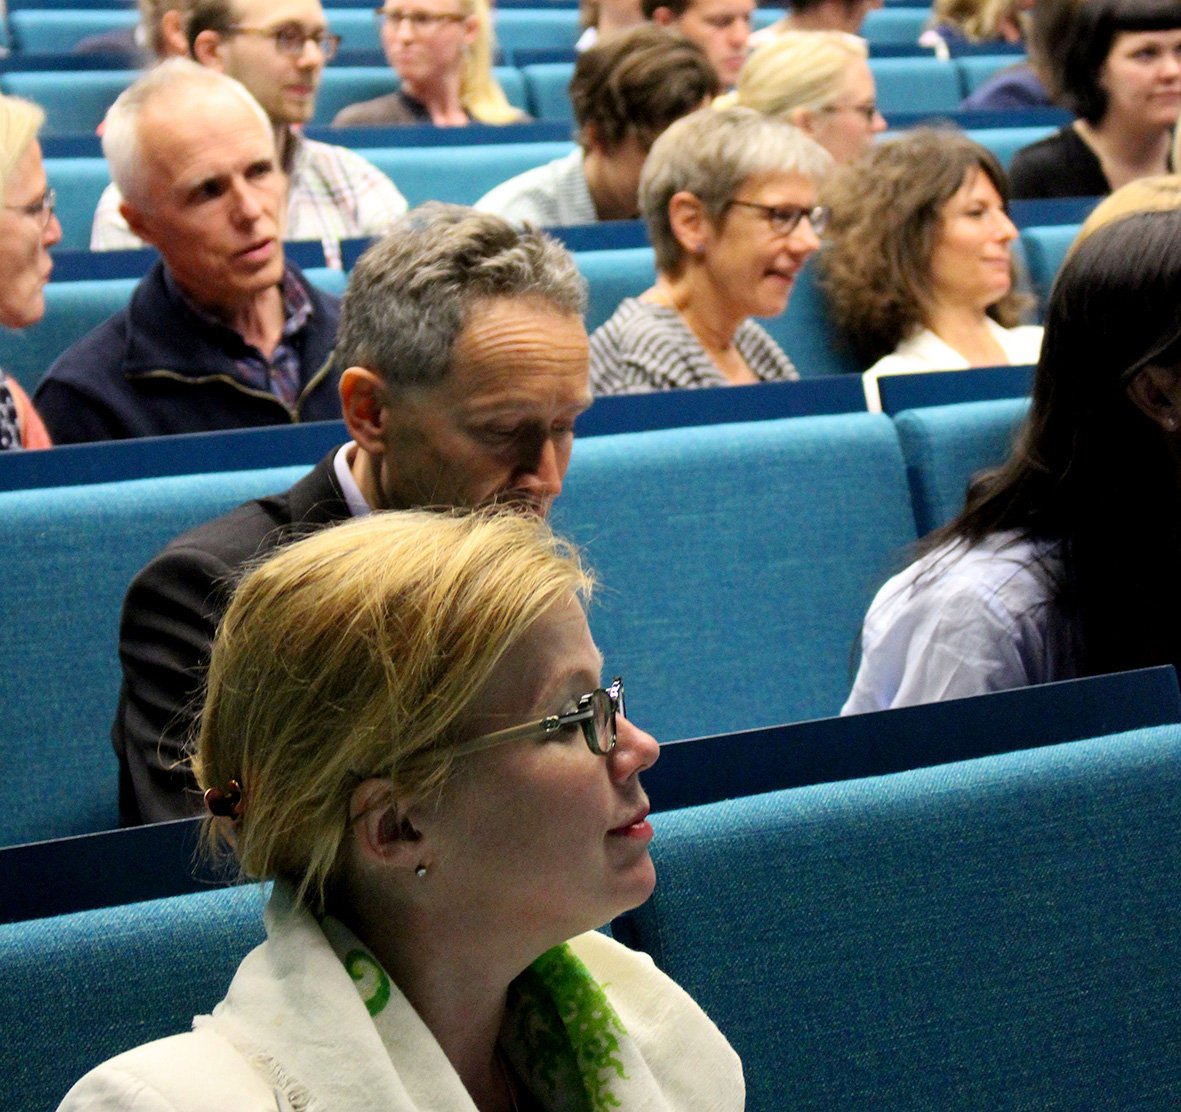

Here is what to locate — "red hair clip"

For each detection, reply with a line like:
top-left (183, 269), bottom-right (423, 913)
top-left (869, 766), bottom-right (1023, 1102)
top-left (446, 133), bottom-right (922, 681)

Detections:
top-left (203, 779), bottom-right (244, 820)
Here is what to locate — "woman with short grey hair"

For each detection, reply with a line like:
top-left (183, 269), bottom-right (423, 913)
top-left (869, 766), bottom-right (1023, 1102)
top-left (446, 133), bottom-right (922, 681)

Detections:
top-left (589, 106), bottom-right (831, 395)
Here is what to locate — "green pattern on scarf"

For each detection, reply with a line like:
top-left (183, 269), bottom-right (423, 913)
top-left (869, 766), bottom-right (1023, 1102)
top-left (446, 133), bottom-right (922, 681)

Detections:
top-left (344, 949), bottom-right (392, 1016)
top-left (523, 943), bottom-right (629, 1111)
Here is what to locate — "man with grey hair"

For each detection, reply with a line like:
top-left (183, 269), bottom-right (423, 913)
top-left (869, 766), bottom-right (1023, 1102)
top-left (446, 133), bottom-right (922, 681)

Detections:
top-left (114, 203), bottom-right (592, 825)
top-left (34, 59), bottom-right (342, 444)
top-left (89, 0), bottom-right (407, 267)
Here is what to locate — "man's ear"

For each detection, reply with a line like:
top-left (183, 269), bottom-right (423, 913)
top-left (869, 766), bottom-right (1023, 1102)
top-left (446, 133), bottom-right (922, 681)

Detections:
top-left (120, 200), bottom-right (156, 247)
top-left (192, 28), bottom-right (227, 69)
top-left (340, 366), bottom-right (390, 456)
top-left (788, 105), bottom-right (815, 136)
top-left (349, 778), bottom-right (425, 868)
top-left (667, 189), bottom-right (711, 256)
top-left (650, 5), bottom-right (677, 26)
top-left (1127, 366), bottom-right (1181, 433)
top-left (158, 7), bottom-right (189, 58)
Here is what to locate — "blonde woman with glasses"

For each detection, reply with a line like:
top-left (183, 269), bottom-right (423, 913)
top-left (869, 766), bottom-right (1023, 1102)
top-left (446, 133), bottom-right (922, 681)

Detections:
top-left (59, 510), bottom-right (743, 1111)
top-left (722, 31), bottom-right (886, 164)
top-left (334, 0), bottom-right (526, 125)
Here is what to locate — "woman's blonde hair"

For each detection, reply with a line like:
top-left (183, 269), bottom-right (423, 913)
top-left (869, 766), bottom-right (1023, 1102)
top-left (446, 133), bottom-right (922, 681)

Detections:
top-left (724, 30), bottom-right (868, 119)
top-left (930, 0), bottom-right (1027, 42)
top-left (459, 0), bottom-right (519, 124)
top-left (0, 95), bottom-right (44, 205)
top-left (1069, 175), bottom-right (1181, 258)
top-left (193, 510), bottom-right (593, 912)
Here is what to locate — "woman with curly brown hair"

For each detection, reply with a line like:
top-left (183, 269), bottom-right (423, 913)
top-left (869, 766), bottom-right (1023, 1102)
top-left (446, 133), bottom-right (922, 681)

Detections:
top-left (818, 128), bottom-right (1042, 411)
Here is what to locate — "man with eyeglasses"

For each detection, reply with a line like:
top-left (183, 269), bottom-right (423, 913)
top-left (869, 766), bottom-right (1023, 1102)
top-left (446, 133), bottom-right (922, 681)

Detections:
top-left (89, 0), bottom-right (407, 268)
top-left (112, 203), bottom-right (593, 826)
top-left (35, 60), bottom-right (342, 444)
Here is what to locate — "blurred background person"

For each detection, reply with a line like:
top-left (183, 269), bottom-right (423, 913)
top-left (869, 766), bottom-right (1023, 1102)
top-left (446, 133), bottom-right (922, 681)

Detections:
top-left (1009, 0), bottom-right (1181, 198)
top-left (643, 0), bottom-right (752, 88)
top-left (576, 0), bottom-right (645, 49)
top-left (333, 0), bottom-right (526, 126)
top-left (60, 510), bottom-right (744, 1109)
top-left (590, 107), bottom-right (830, 394)
top-left (921, 0), bottom-right (1031, 52)
top-left (820, 128), bottom-right (1041, 411)
top-left (749, 0), bottom-right (881, 46)
top-left (723, 31), bottom-right (886, 164)
top-left (476, 27), bottom-right (717, 225)
top-left (844, 209), bottom-right (1181, 712)
top-left (0, 95), bottom-right (60, 451)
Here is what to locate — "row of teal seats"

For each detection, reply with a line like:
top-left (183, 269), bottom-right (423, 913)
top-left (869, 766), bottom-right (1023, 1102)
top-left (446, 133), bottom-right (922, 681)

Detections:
top-left (5, 716), bottom-right (1180, 1110)
top-left (0, 398), bottom-right (1029, 847)
top-left (5, 5), bottom-right (933, 58)
top-left (0, 220), bottom-right (1078, 394)
top-left (2, 51), bottom-right (1032, 135)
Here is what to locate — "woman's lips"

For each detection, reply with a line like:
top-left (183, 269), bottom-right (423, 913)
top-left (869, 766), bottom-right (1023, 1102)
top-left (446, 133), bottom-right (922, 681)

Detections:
top-left (609, 805), bottom-right (653, 839)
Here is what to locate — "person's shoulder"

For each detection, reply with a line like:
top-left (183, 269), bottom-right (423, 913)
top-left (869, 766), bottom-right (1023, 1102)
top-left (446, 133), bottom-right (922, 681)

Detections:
top-left (474, 151), bottom-right (581, 223)
top-left (331, 92), bottom-right (410, 128)
top-left (57, 1028), bottom-right (274, 1111)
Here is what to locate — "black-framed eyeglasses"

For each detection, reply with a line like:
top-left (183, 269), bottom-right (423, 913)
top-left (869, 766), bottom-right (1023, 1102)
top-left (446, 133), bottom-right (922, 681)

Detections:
top-left (450, 677), bottom-right (625, 759)
top-left (227, 23), bottom-right (342, 60)
top-left (725, 200), bottom-right (829, 237)
top-left (375, 7), bottom-right (468, 31)
top-left (5, 186), bottom-right (56, 230)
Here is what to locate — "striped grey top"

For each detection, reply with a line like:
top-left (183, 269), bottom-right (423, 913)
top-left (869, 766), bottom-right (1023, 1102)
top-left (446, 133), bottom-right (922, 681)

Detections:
top-left (589, 298), bottom-right (798, 396)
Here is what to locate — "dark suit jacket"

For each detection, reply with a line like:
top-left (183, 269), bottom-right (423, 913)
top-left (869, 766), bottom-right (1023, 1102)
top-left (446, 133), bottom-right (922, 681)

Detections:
top-left (113, 451), bottom-right (352, 825)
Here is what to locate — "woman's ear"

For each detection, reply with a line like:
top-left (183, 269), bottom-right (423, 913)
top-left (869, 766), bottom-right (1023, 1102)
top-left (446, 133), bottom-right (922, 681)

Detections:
top-left (667, 190), bottom-right (711, 258)
top-left (349, 778), bottom-right (425, 868)
top-left (788, 105), bottom-right (816, 137)
top-left (1127, 366), bottom-right (1181, 433)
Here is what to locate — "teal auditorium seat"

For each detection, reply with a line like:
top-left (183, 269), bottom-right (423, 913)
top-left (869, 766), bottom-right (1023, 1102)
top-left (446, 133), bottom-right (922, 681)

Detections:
top-left (871, 57), bottom-right (964, 115)
top-left (956, 52), bottom-right (1027, 97)
top-left (621, 723), bottom-right (1181, 1111)
top-left (521, 61), bottom-right (575, 122)
top-left (0, 465), bottom-right (307, 847)
top-left (364, 140), bottom-right (573, 206)
top-left (0, 883), bottom-right (269, 1112)
top-left (893, 396), bottom-right (1029, 535)
top-left (1, 69), bottom-right (134, 136)
top-left (315, 64), bottom-right (528, 124)
top-left (0, 277), bottom-right (135, 393)
top-left (43, 156), bottom-right (110, 251)
top-left (575, 246), bottom-right (655, 332)
top-left (764, 255), bottom-right (864, 378)
top-left (494, 8), bottom-right (582, 63)
top-left (553, 413), bottom-right (916, 739)
top-left (964, 124), bottom-right (1055, 168)
top-left (8, 9), bottom-right (135, 54)
top-left (1021, 222), bottom-right (1080, 305)
top-left (861, 5), bottom-right (931, 45)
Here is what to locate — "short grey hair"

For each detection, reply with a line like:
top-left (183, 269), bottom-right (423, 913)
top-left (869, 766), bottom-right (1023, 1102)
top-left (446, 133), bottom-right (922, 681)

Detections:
top-left (102, 58), bottom-right (272, 207)
top-left (640, 105), bottom-right (834, 273)
top-left (335, 203), bottom-right (587, 391)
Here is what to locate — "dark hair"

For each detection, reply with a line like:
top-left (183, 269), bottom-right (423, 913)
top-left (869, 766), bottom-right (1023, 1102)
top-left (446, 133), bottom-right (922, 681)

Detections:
top-left (928, 209), bottom-right (1181, 675)
top-left (1053, 0), bottom-right (1181, 123)
top-left (569, 25), bottom-right (719, 151)
top-left (786, 0), bottom-right (868, 12)
top-left (819, 128), bottom-right (1027, 365)
top-left (642, 0), bottom-right (688, 19)
top-left (185, 0), bottom-right (234, 49)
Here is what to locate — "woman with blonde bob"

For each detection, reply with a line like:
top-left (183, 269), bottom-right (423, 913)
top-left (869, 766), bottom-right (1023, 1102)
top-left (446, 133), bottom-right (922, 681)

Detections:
top-left (0, 94), bottom-right (59, 450)
top-left (1070, 172), bottom-right (1181, 253)
top-left (59, 511), bottom-right (743, 1111)
top-left (334, 0), bottom-right (526, 126)
top-left (590, 106), bottom-right (831, 394)
top-left (820, 128), bottom-right (1042, 411)
top-left (725, 31), bottom-right (886, 164)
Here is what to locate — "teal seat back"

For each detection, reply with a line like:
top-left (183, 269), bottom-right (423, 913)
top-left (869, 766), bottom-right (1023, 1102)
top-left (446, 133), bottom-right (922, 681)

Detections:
top-left (522, 61), bottom-right (574, 122)
top-left (575, 246), bottom-right (656, 332)
top-left (0, 466), bottom-right (308, 846)
top-left (871, 56), bottom-right (963, 114)
top-left (553, 414), bottom-right (916, 739)
top-left (624, 723), bottom-right (1181, 1111)
top-left (0, 884), bottom-right (269, 1112)
top-left (9, 10), bottom-right (136, 54)
top-left (1022, 223), bottom-right (1080, 305)
top-left (44, 156), bottom-right (111, 250)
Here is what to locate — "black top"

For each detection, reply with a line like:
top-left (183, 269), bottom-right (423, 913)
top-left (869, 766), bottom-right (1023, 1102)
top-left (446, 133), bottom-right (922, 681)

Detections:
top-left (1009, 125), bottom-right (1110, 200)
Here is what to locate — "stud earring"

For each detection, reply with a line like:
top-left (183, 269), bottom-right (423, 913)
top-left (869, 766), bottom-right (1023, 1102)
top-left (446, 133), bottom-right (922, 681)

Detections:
top-left (414, 864), bottom-right (427, 879)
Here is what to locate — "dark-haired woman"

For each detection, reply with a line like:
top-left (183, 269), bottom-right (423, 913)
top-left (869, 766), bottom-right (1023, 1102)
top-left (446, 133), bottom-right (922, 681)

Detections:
top-left (1009, 0), bottom-right (1181, 199)
top-left (843, 208), bottom-right (1181, 712)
